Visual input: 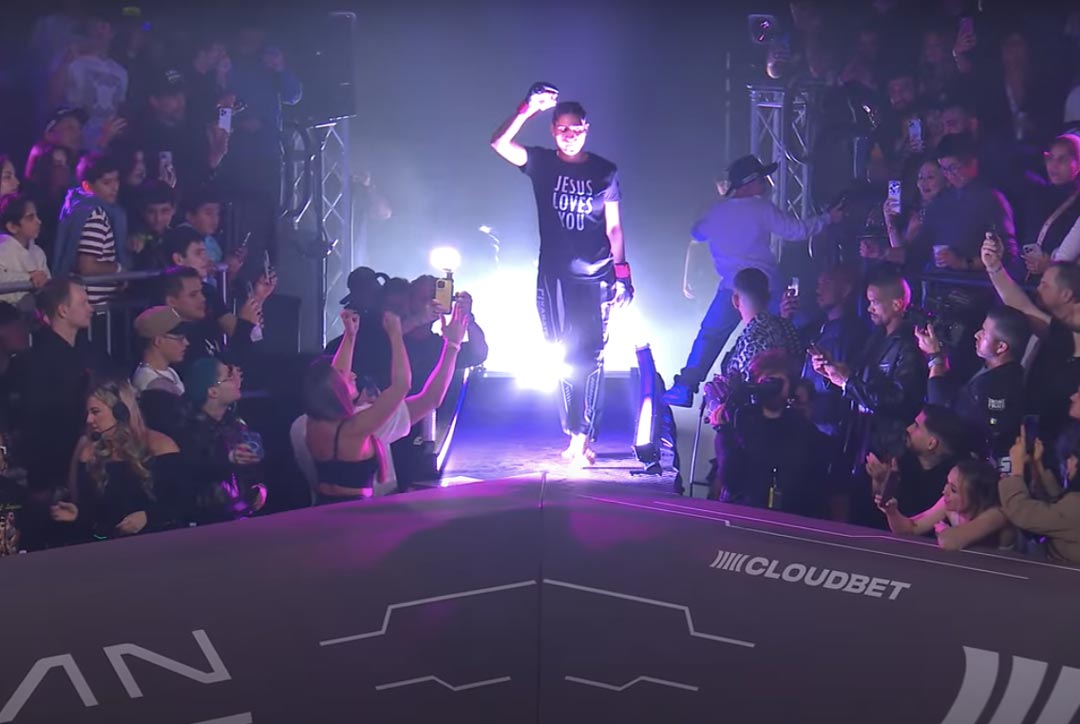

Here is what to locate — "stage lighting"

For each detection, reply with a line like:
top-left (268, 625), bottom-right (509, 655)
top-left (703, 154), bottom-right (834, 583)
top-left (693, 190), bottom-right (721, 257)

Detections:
top-left (632, 344), bottom-right (664, 475)
top-left (430, 246), bottom-right (461, 273)
top-left (478, 225), bottom-right (493, 234)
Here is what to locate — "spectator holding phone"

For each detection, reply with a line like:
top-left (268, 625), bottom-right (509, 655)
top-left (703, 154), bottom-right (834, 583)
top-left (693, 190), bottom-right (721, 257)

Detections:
top-left (882, 158), bottom-right (947, 260)
top-left (916, 306), bottom-right (1029, 461)
top-left (1000, 427), bottom-right (1080, 563)
top-left (877, 457), bottom-right (1012, 551)
top-left (983, 233), bottom-right (1080, 456)
top-left (1021, 134), bottom-right (1080, 272)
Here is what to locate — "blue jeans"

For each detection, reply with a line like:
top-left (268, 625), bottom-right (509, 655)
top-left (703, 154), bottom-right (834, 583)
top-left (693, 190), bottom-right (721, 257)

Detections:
top-left (674, 285), bottom-right (741, 390)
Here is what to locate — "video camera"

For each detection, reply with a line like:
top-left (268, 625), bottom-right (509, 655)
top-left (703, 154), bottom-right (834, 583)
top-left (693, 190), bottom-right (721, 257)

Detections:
top-left (906, 296), bottom-right (967, 350)
top-left (703, 373), bottom-right (786, 428)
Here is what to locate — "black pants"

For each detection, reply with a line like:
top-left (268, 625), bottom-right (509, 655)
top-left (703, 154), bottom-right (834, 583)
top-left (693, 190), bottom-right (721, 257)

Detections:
top-left (536, 272), bottom-right (613, 438)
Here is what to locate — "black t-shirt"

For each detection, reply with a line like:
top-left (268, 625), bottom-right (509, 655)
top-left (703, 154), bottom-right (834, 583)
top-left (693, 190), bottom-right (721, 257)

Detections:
top-left (1028, 318), bottom-right (1080, 452)
top-left (521, 146), bottom-right (620, 280)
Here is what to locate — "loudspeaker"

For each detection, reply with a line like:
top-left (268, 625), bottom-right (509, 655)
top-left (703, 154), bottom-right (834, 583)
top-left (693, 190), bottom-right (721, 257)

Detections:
top-left (291, 12), bottom-right (357, 126)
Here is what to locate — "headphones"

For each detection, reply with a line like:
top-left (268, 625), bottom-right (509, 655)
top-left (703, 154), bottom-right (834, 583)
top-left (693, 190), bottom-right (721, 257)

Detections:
top-left (100, 382), bottom-right (131, 424)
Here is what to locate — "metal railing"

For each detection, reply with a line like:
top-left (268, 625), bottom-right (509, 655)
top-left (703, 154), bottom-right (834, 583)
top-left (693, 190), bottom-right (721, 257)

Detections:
top-left (4, 266), bottom-right (229, 360)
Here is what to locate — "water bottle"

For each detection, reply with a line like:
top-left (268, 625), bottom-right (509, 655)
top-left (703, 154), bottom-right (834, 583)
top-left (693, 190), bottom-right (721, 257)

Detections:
top-left (767, 466), bottom-right (782, 511)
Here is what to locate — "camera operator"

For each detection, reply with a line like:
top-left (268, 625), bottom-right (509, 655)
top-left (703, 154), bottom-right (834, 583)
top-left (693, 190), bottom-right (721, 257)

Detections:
top-left (915, 306), bottom-right (1029, 461)
top-left (982, 234), bottom-right (1080, 455)
top-left (708, 350), bottom-right (832, 519)
top-left (812, 266), bottom-right (926, 464)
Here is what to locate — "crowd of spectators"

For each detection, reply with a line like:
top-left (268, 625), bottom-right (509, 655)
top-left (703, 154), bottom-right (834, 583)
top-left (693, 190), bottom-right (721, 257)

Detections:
top-left (0, 4), bottom-right (488, 555)
top-left (693, 0), bottom-right (1080, 564)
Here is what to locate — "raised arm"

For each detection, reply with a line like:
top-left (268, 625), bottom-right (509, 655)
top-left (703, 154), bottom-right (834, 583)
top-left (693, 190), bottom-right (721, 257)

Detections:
top-left (331, 309), bottom-right (360, 376)
top-left (344, 312), bottom-right (412, 436)
top-left (490, 86), bottom-right (557, 167)
top-left (982, 233), bottom-right (1050, 335)
top-left (405, 301), bottom-right (466, 425)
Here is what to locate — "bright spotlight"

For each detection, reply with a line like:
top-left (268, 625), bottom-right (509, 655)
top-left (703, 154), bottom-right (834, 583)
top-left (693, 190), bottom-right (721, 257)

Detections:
top-left (430, 247), bottom-right (461, 273)
top-left (478, 225), bottom-right (493, 234)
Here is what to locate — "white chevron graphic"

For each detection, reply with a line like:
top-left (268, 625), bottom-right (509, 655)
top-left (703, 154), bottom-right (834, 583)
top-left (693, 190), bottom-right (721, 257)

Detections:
top-left (942, 646), bottom-right (1080, 724)
top-left (375, 675), bottom-right (511, 692)
top-left (565, 675), bottom-right (698, 692)
top-left (543, 579), bottom-right (755, 648)
top-left (192, 715), bottom-right (253, 724)
top-left (318, 580), bottom-right (537, 647)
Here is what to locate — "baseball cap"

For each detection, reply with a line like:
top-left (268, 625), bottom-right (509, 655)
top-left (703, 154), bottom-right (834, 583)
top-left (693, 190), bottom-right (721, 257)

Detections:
top-left (44, 107), bottom-right (89, 135)
top-left (339, 266), bottom-right (387, 306)
top-left (149, 67), bottom-right (186, 97)
top-left (134, 306), bottom-right (182, 339)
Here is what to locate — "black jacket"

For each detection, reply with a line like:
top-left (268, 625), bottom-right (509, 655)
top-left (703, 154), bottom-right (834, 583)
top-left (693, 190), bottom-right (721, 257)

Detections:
top-left (928, 360), bottom-right (1025, 458)
top-left (845, 322), bottom-right (927, 458)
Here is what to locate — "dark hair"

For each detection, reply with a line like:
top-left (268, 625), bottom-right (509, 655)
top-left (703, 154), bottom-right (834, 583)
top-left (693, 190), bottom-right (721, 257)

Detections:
top-left (883, 67), bottom-right (916, 85)
top-left (866, 265), bottom-right (911, 307)
top-left (138, 179), bottom-right (178, 209)
top-left (952, 458), bottom-right (1000, 514)
top-left (732, 267), bottom-right (770, 308)
top-left (24, 142), bottom-right (73, 189)
top-left (183, 186), bottom-right (222, 216)
top-left (302, 357), bottom-right (353, 421)
top-left (985, 306), bottom-right (1031, 359)
top-left (749, 348), bottom-right (797, 382)
top-left (922, 404), bottom-right (970, 456)
top-left (160, 265), bottom-right (201, 300)
top-left (552, 101), bottom-right (587, 124)
top-left (936, 132), bottom-right (978, 163)
top-left (0, 193), bottom-right (33, 232)
top-left (76, 152), bottom-right (119, 185)
top-left (1049, 262), bottom-right (1080, 302)
top-left (35, 276), bottom-right (82, 319)
top-left (163, 226), bottom-right (205, 262)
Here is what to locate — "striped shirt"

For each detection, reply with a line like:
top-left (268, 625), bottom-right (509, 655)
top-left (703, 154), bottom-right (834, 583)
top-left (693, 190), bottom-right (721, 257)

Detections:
top-left (76, 207), bottom-right (120, 305)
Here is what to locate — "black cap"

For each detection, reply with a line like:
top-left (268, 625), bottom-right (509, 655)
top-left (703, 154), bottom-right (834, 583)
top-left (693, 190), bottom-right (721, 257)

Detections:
top-left (725, 154), bottom-right (778, 195)
top-left (339, 266), bottom-right (387, 307)
top-left (44, 107), bottom-right (88, 135)
top-left (149, 67), bottom-right (186, 97)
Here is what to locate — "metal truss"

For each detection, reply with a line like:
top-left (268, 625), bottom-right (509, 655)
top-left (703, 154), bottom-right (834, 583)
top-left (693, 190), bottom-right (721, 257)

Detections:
top-left (748, 83), bottom-right (814, 222)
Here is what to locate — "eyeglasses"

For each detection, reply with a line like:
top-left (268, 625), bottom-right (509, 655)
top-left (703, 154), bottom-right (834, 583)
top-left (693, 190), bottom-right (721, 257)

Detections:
top-left (213, 364), bottom-right (238, 386)
top-left (938, 163), bottom-right (963, 175)
top-left (554, 125), bottom-right (588, 134)
top-left (163, 333), bottom-right (186, 342)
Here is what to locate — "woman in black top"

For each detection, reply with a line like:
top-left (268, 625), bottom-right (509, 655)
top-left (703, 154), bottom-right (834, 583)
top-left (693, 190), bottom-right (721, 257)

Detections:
top-left (303, 310), bottom-right (412, 503)
top-left (1021, 135), bottom-right (1080, 274)
top-left (50, 380), bottom-right (182, 540)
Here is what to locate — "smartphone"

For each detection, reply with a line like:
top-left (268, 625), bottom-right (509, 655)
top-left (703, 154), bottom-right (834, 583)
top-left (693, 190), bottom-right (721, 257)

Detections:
top-left (959, 16), bottom-right (974, 37)
top-left (1023, 415), bottom-right (1039, 456)
top-left (887, 180), bottom-right (902, 213)
top-left (879, 468), bottom-right (900, 506)
top-left (263, 250), bottom-right (272, 279)
top-left (907, 118), bottom-right (922, 147)
top-left (218, 106), bottom-right (233, 133)
top-left (434, 276), bottom-right (454, 314)
top-left (158, 151), bottom-right (173, 180)
top-left (787, 276), bottom-right (800, 297)
top-left (1022, 243), bottom-right (1040, 257)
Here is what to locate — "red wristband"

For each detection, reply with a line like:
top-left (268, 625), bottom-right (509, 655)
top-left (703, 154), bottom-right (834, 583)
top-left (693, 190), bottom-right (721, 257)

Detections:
top-left (614, 262), bottom-right (631, 280)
